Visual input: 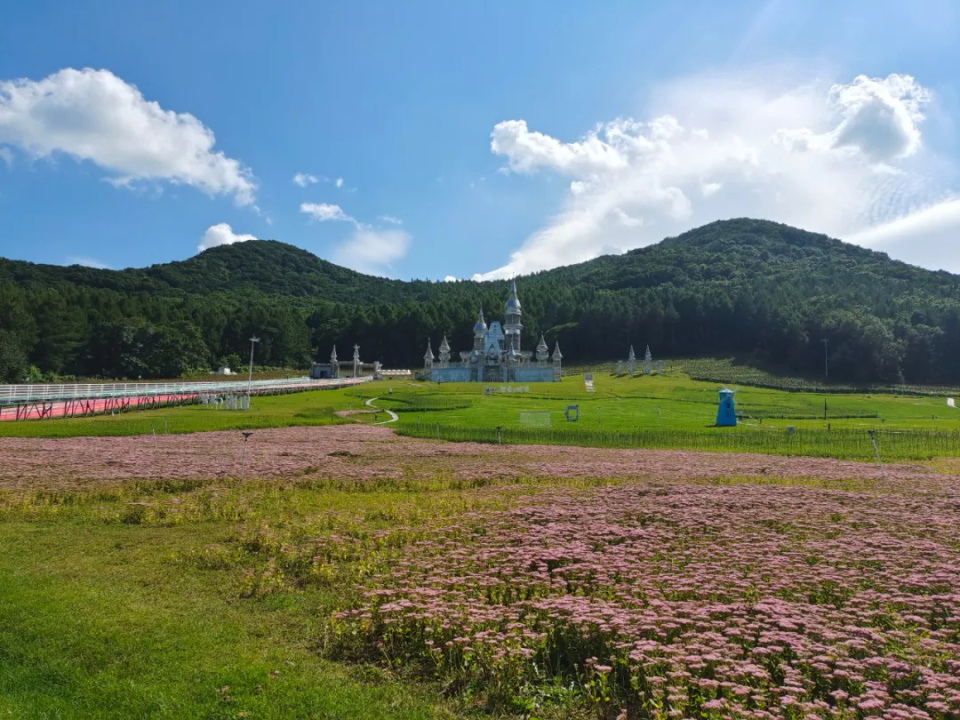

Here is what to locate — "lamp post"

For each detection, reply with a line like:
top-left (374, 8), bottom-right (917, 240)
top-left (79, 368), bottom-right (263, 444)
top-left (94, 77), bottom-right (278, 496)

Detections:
top-left (821, 337), bottom-right (829, 380)
top-left (247, 336), bottom-right (260, 398)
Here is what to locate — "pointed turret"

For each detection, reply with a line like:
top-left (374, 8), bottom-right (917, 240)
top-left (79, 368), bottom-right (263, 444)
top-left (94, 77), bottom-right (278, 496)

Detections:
top-left (330, 345), bottom-right (338, 362)
top-left (424, 339), bottom-right (435, 374)
top-left (504, 280), bottom-right (523, 353)
top-left (536, 334), bottom-right (549, 363)
top-left (473, 307), bottom-right (487, 353)
top-left (551, 341), bottom-right (563, 361)
top-left (473, 307), bottom-right (487, 335)
top-left (628, 345), bottom-right (636, 361)
top-left (438, 334), bottom-right (451, 367)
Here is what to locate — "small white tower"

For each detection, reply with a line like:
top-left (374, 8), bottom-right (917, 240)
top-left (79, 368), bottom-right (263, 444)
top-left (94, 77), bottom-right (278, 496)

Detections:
top-left (536, 334), bottom-right (549, 364)
top-left (423, 339), bottom-right (435, 371)
top-left (438, 335), bottom-right (451, 367)
top-left (473, 308), bottom-right (487, 353)
top-left (504, 280), bottom-right (523, 353)
top-left (551, 341), bottom-right (563, 381)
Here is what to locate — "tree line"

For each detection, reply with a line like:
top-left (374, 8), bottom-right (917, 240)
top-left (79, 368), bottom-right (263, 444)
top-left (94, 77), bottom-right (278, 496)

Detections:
top-left (2, 218), bottom-right (960, 385)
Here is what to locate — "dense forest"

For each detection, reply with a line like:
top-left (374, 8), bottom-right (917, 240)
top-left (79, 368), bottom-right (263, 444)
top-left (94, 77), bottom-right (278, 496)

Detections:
top-left (2, 218), bottom-right (959, 384)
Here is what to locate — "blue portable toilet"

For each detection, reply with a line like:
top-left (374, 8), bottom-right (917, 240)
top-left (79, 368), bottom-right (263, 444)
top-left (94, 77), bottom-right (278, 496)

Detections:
top-left (716, 388), bottom-right (737, 427)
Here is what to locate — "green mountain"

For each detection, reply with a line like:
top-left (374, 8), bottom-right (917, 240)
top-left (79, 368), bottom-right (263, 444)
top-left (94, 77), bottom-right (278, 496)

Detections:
top-left (2, 218), bottom-right (959, 383)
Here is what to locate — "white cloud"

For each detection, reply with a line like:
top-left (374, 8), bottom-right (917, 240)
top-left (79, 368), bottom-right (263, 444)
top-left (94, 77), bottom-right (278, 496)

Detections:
top-left (198, 223), bottom-right (257, 252)
top-left (332, 228), bottom-right (410, 276)
top-left (293, 172), bottom-right (318, 187)
top-left (65, 255), bottom-right (111, 269)
top-left (443, 275), bottom-right (458, 282)
top-left (378, 215), bottom-right (403, 225)
top-left (0, 68), bottom-right (257, 205)
top-left (300, 202), bottom-right (355, 223)
top-left (335, 177), bottom-right (344, 188)
top-left (0, 146), bottom-right (11, 167)
top-left (478, 71), bottom-right (949, 279)
top-left (846, 197), bottom-right (960, 271)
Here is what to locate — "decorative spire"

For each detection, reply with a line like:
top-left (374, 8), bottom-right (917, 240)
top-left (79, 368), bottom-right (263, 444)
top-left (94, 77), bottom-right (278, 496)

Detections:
top-left (474, 306), bottom-right (487, 334)
top-left (536, 334), bottom-right (548, 353)
top-left (330, 345), bottom-right (337, 362)
top-left (551, 341), bottom-right (563, 361)
top-left (505, 279), bottom-right (522, 314)
top-left (423, 339), bottom-right (435, 361)
top-left (439, 335), bottom-right (451, 353)
top-left (628, 345), bottom-right (636, 361)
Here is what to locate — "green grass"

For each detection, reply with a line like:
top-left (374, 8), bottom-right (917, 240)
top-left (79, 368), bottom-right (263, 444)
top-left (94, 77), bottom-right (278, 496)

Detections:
top-left (0, 472), bottom-right (578, 719)
top-left (0, 388), bottom-right (367, 438)
top-left (5, 365), bottom-right (960, 460)
top-left (0, 476), bottom-right (505, 719)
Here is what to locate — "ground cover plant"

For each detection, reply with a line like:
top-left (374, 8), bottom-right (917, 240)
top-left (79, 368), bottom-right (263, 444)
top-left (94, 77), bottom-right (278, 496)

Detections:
top-left (1, 425), bottom-right (959, 718)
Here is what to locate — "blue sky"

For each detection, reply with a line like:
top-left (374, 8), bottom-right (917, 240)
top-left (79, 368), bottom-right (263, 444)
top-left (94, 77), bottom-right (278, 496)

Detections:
top-left (2, 0), bottom-right (959, 279)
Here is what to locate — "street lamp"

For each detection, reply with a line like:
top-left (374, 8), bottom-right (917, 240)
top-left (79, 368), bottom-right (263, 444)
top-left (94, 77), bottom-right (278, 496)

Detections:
top-left (247, 336), bottom-right (260, 398)
top-left (821, 337), bottom-right (829, 379)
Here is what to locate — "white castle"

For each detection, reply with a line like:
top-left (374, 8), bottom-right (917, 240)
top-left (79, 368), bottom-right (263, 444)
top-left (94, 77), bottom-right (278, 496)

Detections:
top-left (425, 280), bottom-right (561, 383)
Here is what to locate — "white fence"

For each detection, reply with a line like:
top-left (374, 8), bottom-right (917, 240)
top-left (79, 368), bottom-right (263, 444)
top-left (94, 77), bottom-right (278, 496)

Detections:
top-left (0, 376), bottom-right (371, 406)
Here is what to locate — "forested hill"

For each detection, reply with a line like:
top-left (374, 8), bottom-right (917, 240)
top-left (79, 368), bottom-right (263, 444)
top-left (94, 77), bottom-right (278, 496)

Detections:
top-left (2, 218), bottom-right (959, 384)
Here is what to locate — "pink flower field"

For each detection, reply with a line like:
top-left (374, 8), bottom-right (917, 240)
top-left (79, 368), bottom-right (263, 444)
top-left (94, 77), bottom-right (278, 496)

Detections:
top-left (325, 474), bottom-right (960, 718)
top-left (4, 425), bottom-right (960, 717)
top-left (0, 424), bottom-right (947, 491)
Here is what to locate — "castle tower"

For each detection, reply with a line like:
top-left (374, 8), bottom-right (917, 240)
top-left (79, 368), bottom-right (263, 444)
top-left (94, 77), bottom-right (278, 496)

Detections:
top-left (353, 344), bottom-right (361, 378)
top-left (423, 339), bottom-right (435, 370)
top-left (438, 335), bottom-right (451, 367)
top-left (473, 307), bottom-right (487, 353)
top-left (330, 345), bottom-right (340, 378)
top-left (504, 280), bottom-right (523, 353)
top-left (551, 340), bottom-right (563, 382)
top-left (536, 334), bottom-right (549, 364)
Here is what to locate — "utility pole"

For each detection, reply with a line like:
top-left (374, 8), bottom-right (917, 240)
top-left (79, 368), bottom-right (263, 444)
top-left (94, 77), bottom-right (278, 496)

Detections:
top-left (821, 337), bottom-right (829, 380)
top-left (247, 336), bottom-right (260, 398)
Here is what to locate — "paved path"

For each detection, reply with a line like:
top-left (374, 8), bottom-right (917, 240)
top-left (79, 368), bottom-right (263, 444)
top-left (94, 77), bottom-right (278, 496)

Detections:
top-left (364, 397), bottom-right (399, 425)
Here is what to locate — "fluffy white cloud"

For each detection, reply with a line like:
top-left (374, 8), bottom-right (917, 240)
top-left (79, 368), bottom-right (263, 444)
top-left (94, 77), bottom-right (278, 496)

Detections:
top-left (198, 223), bottom-right (257, 252)
top-left (378, 215), bottom-right (403, 225)
top-left (335, 177), bottom-right (344, 188)
top-left (478, 71), bottom-right (948, 279)
top-left (332, 228), bottom-right (410, 276)
top-left (293, 172), bottom-right (318, 187)
top-left (0, 68), bottom-right (257, 205)
top-left (300, 202), bottom-right (355, 223)
top-left (443, 275), bottom-right (458, 282)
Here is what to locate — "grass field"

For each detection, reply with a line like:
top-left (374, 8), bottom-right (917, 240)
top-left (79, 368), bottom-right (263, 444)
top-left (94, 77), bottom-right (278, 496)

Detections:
top-left (5, 366), bottom-right (960, 460)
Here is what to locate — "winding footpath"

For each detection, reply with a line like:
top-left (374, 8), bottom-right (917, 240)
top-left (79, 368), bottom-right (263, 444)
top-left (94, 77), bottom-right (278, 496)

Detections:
top-left (364, 397), bottom-right (399, 425)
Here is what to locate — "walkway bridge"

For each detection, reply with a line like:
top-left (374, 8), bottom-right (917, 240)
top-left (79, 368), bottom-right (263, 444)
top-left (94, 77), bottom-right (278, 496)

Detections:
top-left (0, 376), bottom-right (371, 421)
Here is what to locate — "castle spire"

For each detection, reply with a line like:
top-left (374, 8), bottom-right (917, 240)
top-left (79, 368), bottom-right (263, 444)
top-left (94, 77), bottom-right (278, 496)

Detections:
top-left (330, 345), bottom-right (337, 362)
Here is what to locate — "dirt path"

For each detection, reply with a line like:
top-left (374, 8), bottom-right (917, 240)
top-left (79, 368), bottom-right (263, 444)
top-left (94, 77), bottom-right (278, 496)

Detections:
top-left (0, 424), bottom-right (954, 493)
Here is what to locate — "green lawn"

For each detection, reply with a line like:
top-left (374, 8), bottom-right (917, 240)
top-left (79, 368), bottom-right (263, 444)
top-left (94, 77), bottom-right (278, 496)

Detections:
top-left (0, 477), bottom-right (488, 720)
top-left (4, 368), bottom-right (960, 459)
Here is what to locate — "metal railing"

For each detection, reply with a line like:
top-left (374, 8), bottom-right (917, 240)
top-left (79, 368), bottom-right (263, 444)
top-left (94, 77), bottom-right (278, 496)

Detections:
top-left (0, 376), bottom-right (371, 406)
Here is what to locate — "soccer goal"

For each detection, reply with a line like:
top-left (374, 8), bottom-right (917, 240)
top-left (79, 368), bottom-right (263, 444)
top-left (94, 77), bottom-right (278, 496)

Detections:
top-left (519, 411), bottom-right (552, 428)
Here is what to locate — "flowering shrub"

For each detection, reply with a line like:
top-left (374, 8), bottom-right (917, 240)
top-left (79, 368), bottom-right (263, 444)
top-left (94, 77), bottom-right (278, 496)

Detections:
top-left (327, 482), bottom-right (960, 718)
